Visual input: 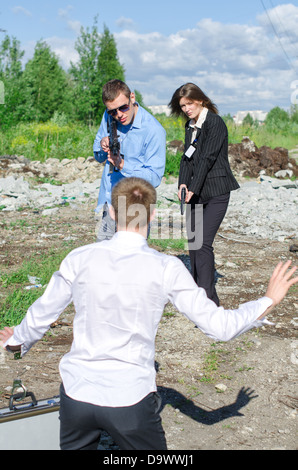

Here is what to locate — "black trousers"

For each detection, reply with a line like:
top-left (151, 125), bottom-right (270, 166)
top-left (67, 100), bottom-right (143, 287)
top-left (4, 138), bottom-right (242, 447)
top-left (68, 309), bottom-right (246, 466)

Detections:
top-left (59, 384), bottom-right (167, 450)
top-left (187, 193), bottom-right (230, 306)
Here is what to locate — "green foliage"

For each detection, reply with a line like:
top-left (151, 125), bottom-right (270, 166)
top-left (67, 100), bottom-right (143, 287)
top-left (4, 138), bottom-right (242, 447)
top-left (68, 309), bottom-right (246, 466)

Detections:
top-left (0, 106), bottom-right (297, 170)
top-left (22, 40), bottom-right (72, 123)
top-left (290, 105), bottom-right (298, 123)
top-left (0, 117), bottom-right (97, 161)
top-left (242, 113), bottom-right (254, 127)
top-left (225, 118), bottom-right (298, 148)
top-left (69, 18), bottom-right (125, 126)
top-left (0, 288), bottom-right (46, 328)
top-left (155, 113), bottom-right (186, 141)
top-left (0, 22), bottom-right (297, 172)
top-left (0, 20), bottom-right (126, 129)
top-left (165, 150), bottom-right (181, 177)
top-left (265, 106), bottom-right (290, 125)
top-left (97, 24), bottom-right (125, 91)
top-left (0, 247), bottom-right (73, 327)
top-left (0, 35), bottom-right (28, 128)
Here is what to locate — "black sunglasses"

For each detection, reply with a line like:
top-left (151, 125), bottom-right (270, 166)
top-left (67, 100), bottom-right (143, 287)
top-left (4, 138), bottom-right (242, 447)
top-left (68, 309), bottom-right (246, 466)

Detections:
top-left (107, 101), bottom-right (130, 116)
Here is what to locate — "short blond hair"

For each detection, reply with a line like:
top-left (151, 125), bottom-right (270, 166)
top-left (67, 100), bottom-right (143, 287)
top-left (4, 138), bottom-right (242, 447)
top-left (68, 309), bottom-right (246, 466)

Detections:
top-left (111, 177), bottom-right (156, 228)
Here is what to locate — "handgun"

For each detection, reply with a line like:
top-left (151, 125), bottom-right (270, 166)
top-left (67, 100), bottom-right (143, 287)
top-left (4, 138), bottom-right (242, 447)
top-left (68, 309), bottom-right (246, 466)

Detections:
top-left (181, 187), bottom-right (186, 215)
top-left (108, 115), bottom-right (120, 174)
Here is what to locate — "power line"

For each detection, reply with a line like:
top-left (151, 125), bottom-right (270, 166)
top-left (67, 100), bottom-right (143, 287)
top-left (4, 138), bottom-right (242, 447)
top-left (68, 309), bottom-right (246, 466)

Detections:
top-left (260, 0), bottom-right (296, 71)
top-left (269, 0), bottom-right (298, 58)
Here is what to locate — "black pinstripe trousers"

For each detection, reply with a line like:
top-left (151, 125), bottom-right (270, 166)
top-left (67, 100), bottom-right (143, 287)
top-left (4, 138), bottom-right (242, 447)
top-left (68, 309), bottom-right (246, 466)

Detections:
top-left (187, 193), bottom-right (230, 306)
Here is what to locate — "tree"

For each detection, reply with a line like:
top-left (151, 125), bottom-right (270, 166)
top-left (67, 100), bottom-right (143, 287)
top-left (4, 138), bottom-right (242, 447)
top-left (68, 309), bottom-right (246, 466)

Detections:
top-left (69, 19), bottom-right (125, 125)
top-left (134, 89), bottom-right (148, 111)
top-left (96, 25), bottom-right (125, 118)
top-left (290, 104), bottom-right (298, 124)
top-left (69, 20), bottom-right (102, 125)
top-left (242, 113), bottom-right (254, 127)
top-left (23, 40), bottom-right (71, 122)
top-left (265, 106), bottom-right (289, 126)
top-left (222, 113), bottom-right (234, 124)
top-left (0, 35), bottom-right (28, 128)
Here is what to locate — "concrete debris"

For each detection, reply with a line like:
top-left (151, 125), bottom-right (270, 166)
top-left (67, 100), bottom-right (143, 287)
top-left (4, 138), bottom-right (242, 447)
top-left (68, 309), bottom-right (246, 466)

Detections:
top-left (0, 155), bottom-right (102, 184)
top-left (155, 176), bottom-right (297, 242)
top-left (0, 175), bottom-right (101, 212)
top-left (0, 146), bottom-right (297, 244)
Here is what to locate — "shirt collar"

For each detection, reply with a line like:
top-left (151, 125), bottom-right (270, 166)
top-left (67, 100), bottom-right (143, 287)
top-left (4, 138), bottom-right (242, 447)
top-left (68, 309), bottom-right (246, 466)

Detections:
top-left (112, 230), bottom-right (147, 245)
top-left (189, 107), bottom-right (208, 129)
top-left (130, 102), bottom-right (142, 129)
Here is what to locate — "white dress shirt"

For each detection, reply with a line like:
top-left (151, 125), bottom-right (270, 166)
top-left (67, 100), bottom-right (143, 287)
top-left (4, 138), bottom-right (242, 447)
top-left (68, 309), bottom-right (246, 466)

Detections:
top-left (5, 231), bottom-right (272, 407)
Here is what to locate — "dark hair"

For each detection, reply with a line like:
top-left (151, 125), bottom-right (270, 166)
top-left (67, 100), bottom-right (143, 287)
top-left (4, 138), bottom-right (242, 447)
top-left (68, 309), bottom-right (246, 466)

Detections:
top-left (102, 79), bottom-right (131, 103)
top-left (168, 83), bottom-right (218, 116)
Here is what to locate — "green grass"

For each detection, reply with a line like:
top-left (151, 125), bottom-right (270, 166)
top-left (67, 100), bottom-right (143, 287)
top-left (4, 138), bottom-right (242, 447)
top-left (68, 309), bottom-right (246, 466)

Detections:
top-left (0, 120), bottom-right (97, 162)
top-left (0, 113), bottom-right (297, 173)
top-left (0, 288), bottom-right (47, 328)
top-left (226, 121), bottom-right (298, 150)
top-left (165, 150), bottom-right (181, 177)
top-left (148, 238), bottom-right (186, 252)
top-left (0, 246), bottom-right (75, 328)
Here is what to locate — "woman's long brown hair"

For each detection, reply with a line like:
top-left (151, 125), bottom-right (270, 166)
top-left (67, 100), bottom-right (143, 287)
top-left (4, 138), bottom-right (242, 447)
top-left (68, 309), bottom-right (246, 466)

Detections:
top-left (169, 83), bottom-right (218, 116)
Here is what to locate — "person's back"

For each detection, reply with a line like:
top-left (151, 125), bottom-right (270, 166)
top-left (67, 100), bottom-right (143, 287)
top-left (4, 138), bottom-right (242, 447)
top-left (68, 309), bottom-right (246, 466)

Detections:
top-left (60, 230), bottom-right (173, 407)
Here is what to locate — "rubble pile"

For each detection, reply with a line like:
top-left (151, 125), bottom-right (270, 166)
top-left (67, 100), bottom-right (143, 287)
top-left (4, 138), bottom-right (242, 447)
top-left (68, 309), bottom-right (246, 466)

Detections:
top-left (228, 137), bottom-right (298, 178)
top-left (167, 137), bottom-right (298, 179)
top-left (0, 155), bottom-right (103, 184)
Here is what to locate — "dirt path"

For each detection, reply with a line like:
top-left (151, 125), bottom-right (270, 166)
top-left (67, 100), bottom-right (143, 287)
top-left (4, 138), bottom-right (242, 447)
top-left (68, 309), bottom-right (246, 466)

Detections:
top-left (0, 198), bottom-right (297, 450)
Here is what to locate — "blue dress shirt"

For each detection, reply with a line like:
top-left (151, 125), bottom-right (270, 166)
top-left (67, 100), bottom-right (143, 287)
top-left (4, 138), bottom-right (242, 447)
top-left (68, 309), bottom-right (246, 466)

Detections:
top-left (93, 104), bottom-right (166, 212)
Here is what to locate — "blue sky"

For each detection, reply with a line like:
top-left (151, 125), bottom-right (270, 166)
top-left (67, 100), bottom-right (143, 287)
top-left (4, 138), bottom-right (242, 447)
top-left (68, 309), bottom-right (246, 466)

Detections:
top-left (1, 1), bottom-right (298, 115)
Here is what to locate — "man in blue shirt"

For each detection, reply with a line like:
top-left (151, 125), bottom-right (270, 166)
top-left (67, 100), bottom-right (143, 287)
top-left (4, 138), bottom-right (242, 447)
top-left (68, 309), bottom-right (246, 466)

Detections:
top-left (93, 79), bottom-right (166, 241)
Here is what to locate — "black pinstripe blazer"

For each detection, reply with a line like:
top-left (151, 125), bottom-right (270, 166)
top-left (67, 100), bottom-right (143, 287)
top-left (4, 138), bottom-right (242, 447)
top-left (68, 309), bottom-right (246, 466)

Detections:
top-left (178, 111), bottom-right (239, 202)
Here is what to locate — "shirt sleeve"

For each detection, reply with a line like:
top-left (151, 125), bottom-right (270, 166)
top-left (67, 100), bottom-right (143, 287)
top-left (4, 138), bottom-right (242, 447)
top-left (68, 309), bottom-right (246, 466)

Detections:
top-left (164, 257), bottom-right (273, 341)
top-left (120, 126), bottom-right (166, 188)
top-left (4, 255), bottom-right (75, 356)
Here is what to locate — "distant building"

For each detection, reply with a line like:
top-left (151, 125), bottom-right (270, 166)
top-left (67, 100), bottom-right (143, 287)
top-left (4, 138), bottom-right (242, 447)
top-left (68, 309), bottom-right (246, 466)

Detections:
top-left (148, 105), bottom-right (171, 116)
top-left (233, 110), bottom-right (268, 125)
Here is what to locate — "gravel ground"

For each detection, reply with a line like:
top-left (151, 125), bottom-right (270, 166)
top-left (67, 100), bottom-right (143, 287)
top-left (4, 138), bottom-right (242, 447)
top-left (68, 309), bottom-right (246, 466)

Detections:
top-left (0, 192), bottom-right (297, 451)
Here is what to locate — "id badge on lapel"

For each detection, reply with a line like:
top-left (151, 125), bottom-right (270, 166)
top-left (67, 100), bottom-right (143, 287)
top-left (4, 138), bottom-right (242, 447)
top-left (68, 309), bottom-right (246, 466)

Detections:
top-left (185, 142), bottom-right (197, 158)
top-left (184, 128), bottom-right (200, 159)
top-left (184, 136), bottom-right (199, 159)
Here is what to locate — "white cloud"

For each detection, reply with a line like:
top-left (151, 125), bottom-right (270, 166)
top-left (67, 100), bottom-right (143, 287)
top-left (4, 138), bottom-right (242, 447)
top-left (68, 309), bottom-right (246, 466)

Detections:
top-left (65, 20), bottom-right (81, 35)
top-left (12, 6), bottom-right (32, 17)
top-left (58, 6), bottom-right (82, 35)
top-left (45, 37), bottom-right (79, 68)
top-left (116, 17), bottom-right (136, 31)
top-left (114, 4), bottom-right (298, 113)
top-left (20, 3), bottom-right (296, 114)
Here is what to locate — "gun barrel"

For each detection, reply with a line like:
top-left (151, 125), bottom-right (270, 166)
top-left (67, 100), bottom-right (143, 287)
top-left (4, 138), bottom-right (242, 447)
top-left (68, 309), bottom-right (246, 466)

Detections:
top-left (108, 117), bottom-right (120, 172)
top-left (181, 187), bottom-right (186, 215)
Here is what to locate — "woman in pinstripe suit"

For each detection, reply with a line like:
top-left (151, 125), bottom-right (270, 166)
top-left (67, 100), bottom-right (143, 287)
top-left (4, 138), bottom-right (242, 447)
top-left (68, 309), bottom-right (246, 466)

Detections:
top-left (169, 83), bottom-right (239, 305)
